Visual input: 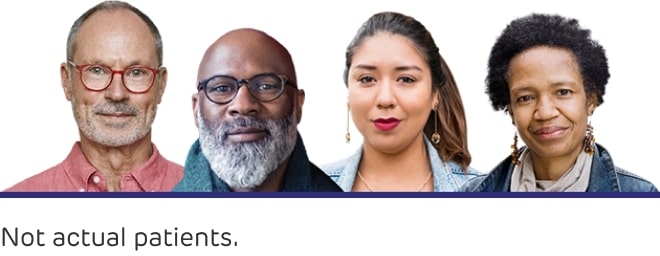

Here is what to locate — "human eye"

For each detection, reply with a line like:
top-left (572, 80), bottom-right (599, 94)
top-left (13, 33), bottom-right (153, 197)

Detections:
top-left (84, 65), bottom-right (108, 76)
top-left (357, 75), bottom-right (376, 85)
top-left (208, 83), bottom-right (234, 94)
top-left (516, 95), bottom-right (534, 104)
top-left (251, 75), bottom-right (282, 93)
top-left (556, 88), bottom-right (573, 97)
top-left (397, 76), bottom-right (416, 84)
top-left (126, 67), bottom-right (149, 78)
top-left (257, 82), bottom-right (280, 91)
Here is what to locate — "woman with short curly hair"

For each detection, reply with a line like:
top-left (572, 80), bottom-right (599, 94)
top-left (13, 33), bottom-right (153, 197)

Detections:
top-left (464, 13), bottom-right (657, 192)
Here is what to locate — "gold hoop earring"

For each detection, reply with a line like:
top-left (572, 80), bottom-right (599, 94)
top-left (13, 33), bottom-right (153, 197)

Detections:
top-left (511, 132), bottom-right (520, 165)
top-left (584, 118), bottom-right (595, 155)
top-left (431, 102), bottom-right (440, 144)
top-left (345, 98), bottom-right (350, 144)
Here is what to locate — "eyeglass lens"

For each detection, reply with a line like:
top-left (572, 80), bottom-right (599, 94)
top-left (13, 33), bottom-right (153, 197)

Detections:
top-left (203, 74), bottom-right (284, 103)
top-left (81, 65), bottom-right (155, 92)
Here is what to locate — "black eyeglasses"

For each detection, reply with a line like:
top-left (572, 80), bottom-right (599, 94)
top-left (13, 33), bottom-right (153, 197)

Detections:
top-left (68, 61), bottom-right (161, 93)
top-left (197, 73), bottom-right (295, 104)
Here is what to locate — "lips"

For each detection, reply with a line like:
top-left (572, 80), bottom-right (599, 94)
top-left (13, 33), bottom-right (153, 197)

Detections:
top-left (373, 118), bottom-right (401, 131)
top-left (226, 127), bottom-right (267, 142)
top-left (227, 127), bottom-right (265, 135)
top-left (531, 126), bottom-right (567, 140)
top-left (98, 112), bottom-right (134, 117)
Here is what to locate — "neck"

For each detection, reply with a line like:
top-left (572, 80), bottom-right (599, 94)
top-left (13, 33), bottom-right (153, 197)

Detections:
top-left (356, 134), bottom-right (432, 191)
top-left (530, 145), bottom-right (583, 180)
top-left (79, 131), bottom-right (153, 191)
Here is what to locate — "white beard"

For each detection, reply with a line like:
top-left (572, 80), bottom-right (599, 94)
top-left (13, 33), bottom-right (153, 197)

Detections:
top-left (197, 109), bottom-right (298, 191)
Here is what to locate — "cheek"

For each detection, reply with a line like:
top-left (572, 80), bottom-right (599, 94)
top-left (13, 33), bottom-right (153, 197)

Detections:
top-left (565, 101), bottom-right (590, 122)
top-left (265, 91), bottom-right (296, 118)
top-left (511, 108), bottom-right (531, 128)
top-left (199, 100), bottom-right (223, 120)
top-left (133, 93), bottom-right (159, 110)
top-left (264, 103), bottom-right (292, 119)
top-left (398, 88), bottom-right (433, 113)
top-left (72, 87), bottom-right (97, 105)
top-left (566, 107), bottom-right (589, 133)
top-left (348, 92), bottom-right (372, 119)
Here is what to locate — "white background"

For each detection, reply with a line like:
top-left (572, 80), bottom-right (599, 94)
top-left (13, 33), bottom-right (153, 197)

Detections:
top-left (1, 0), bottom-right (659, 189)
top-left (1, 1), bottom-right (659, 255)
top-left (1, 198), bottom-right (659, 255)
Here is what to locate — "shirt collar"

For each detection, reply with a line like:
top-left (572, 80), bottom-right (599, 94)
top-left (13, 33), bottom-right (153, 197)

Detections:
top-left (62, 142), bottom-right (166, 192)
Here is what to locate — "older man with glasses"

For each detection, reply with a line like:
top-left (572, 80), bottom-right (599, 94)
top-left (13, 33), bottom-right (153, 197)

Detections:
top-left (5, 1), bottom-right (183, 192)
top-left (172, 28), bottom-right (341, 192)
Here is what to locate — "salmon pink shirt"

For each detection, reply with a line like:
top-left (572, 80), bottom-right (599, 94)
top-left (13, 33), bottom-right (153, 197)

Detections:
top-left (5, 142), bottom-right (183, 192)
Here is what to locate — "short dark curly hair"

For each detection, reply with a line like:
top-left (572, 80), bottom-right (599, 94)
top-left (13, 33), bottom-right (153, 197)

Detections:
top-left (485, 13), bottom-right (609, 111)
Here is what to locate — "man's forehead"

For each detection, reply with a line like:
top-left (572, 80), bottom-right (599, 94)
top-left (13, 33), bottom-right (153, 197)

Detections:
top-left (197, 29), bottom-right (296, 82)
top-left (74, 9), bottom-right (157, 61)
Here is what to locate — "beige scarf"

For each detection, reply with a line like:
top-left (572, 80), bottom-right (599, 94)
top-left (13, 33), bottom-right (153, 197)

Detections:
top-left (510, 148), bottom-right (593, 192)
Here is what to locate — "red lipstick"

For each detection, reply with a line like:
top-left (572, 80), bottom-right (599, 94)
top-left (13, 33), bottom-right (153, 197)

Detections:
top-left (373, 118), bottom-right (400, 131)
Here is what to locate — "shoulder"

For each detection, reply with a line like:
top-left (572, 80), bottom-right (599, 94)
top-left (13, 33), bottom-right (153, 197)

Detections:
top-left (461, 156), bottom-right (514, 192)
top-left (319, 148), bottom-right (361, 181)
top-left (4, 165), bottom-right (67, 192)
top-left (161, 157), bottom-right (184, 177)
top-left (440, 160), bottom-right (484, 188)
top-left (614, 167), bottom-right (658, 192)
top-left (461, 175), bottom-right (489, 192)
top-left (156, 158), bottom-right (184, 191)
top-left (309, 163), bottom-right (343, 192)
top-left (171, 180), bottom-right (186, 192)
top-left (444, 161), bottom-right (482, 177)
top-left (426, 141), bottom-right (481, 184)
top-left (152, 144), bottom-right (184, 173)
top-left (6, 143), bottom-right (84, 191)
top-left (320, 157), bottom-right (351, 181)
top-left (592, 144), bottom-right (658, 192)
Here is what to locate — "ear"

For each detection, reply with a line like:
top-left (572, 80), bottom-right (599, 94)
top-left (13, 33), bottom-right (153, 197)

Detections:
top-left (295, 89), bottom-right (305, 124)
top-left (60, 62), bottom-right (72, 101)
top-left (506, 106), bottom-right (515, 125)
top-left (192, 92), bottom-right (199, 128)
top-left (155, 67), bottom-right (168, 104)
top-left (432, 88), bottom-right (440, 110)
top-left (587, 93), bottom-right (597, 116)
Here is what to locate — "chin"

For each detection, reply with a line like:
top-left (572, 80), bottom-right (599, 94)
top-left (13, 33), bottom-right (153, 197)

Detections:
top-left (368, 140), bottom-right (402, 154)
top-left (529, 144), bottom-right (579, 159)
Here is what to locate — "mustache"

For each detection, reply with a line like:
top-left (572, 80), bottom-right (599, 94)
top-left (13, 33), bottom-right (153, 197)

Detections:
top-left (93, 102), bottom-right (139, 115)
top-left (226, 117), bottom-right (267, 129)
top-left (219, 117), bottom-right (269, 139)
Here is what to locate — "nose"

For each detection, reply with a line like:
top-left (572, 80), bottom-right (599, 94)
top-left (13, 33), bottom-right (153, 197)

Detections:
top-left (533, 95), bottom-right (559, 121)
top-left (375, 80), bottom-right (396, 109)
top-left (226, 85), bottom-right (259, 117)
top-left (104, 72), bottom-right (130, 102)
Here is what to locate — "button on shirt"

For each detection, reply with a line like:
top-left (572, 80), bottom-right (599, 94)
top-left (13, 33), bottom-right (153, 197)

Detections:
top-left (5, 142), bottom-right (184, 192)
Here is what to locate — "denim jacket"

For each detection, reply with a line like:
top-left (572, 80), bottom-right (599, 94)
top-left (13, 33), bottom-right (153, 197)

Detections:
top-left (462, 143), bottom-right (658, 192)
top-left (321, 135), bottom-right (482, 191)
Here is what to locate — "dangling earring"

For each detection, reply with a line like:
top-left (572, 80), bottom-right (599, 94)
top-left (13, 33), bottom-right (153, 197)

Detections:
top-left (584, 118), bottom-right (595, 155)
top-left (431, 102), bottom-right (440, 144)
top-left (345, 98), bottom-right (351, 144)
top-left (511, 132), bottom-right (521, 165)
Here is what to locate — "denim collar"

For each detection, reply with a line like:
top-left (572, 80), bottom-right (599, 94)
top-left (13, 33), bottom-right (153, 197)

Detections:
top-left (474, 143), bottom-right (621, 192)
top-left (333, 135), bottom-right (471, 191)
